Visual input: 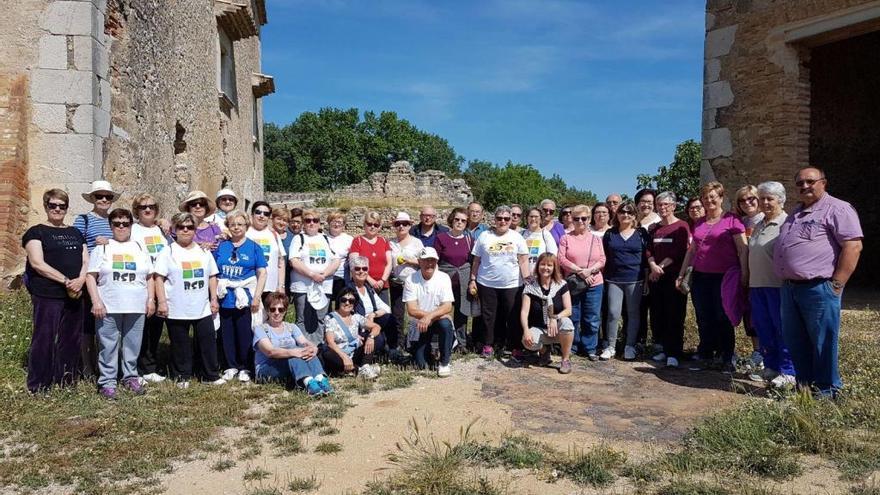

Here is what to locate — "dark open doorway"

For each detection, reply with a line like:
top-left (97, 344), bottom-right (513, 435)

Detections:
top-left (809, 29), bottom-right (880, 289)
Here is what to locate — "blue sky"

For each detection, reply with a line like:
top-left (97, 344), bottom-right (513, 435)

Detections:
top-left (261, 0), bottom-right (705, 198)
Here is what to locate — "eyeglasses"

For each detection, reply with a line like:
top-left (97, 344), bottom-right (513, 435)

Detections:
top-left (452, 217), bottom-right (467, 223)
top-left (393, 221), bottom-right (411, 227)
top-left (738, 196), bottom-right (758, 204)
top-left (607, 200), bottom-right (620, 205)
top-left (93, 193), bottom-right (114, 201)
top-left (573, 216), bottom-right (590, 222)
top-left (254, 209), bottom-right (271, 217)
top-left (365, 222), bottom-right (381, 228)
top-left (511, 212), bottom-right (522, 218)
top-left (353, 266), bottom-right (369, 272)
top-left (267, 307), bottom-right (286, 313)
top-left (340, 297), bottom-right (356, 304)
top-left (541, 208), bottom-right (555, 214)
top-left (189, 201), bottom-right (208, 209)
top-left (420, 213), bottom-right (435, 218)
top-left (46, 202), bottom-right (68, 211)
top-left (688, 205), bottom-right (704, 211)
top-left (618, 211), bottom-right (635, 216)
top-left (176, 224), bottom-right (195, 231)
top-left (638, 200), bottom-right (653, 205)
top-left (495, 216), bottom-right (511, 222)
top-left (111, 221), bottom-right (131, 228)
top-left (136, 204), bottom-right (158, 211)
top-left (229, 222), bottom-right (247, 228)
top-left (303, 218), bottom-right (319, 224)
top-left (657, 202), bottom-right (675, 208)
top-left (795, 178), bottom-right (825, 187)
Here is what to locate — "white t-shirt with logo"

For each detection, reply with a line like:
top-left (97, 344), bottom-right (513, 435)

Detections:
top-left (471, 229), bottom-right (528, 289)
top-left (390, 237), bottom-right (424, 284)
top-left (131, 223), bottom-right (169, 263)
top-left (522, 229), bottom-right (558, 273)
top-left (402, 269), bottom-right (454, 342)
top-left (153, 243), bottom-right (219, 320)
top-left (87, 239), bottom-right (153, 314)
top-left (289, 233), bottom-right (337, 294)
top-left (329, 232), bottom-right (353, 278)
top-left (246, 227), bottom-right (286, 293)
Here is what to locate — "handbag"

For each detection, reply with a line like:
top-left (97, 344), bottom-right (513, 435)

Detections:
top-left (565, 234), bottom-right (595, 298)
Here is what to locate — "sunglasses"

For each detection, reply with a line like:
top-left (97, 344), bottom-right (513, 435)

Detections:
top-left (573, 216), bottom-right (589, 222)
top-left (452, 217), bottom-right (467, 223)
top-left (267, 307), bottom-right (286, 313)
top-left (189, 201), bottom-right (208, 208)
top-left (619, 210), bottom-right (635, 216)
top-left (111, 221), bottom-right (131, 228)
top-left (46, 202), bottom-right (68, 211)
top-left (795, 178), bottom-right (824, 187)
top-left (339, 297), bottom-right (356, 304)
top-left (495, 216), bottom-right (511, 222)
top-left (541, 208), bottom-right (555, 214)
top-left (561, 210), bottom-right (572, 216)
top-left (511, 213), bottom-right (522, 218)
top-left (218, 196), bottom-right (236, 202)
top-left (136, 204), bottom-right (157, 211)
top-left (352, 266), bottom-right (369, 272)
top-left (93, 193), bottom-right (114, 201)
top-left (254, 209), bottom-right (271, 217)
top-left (303, 218), bottom-right (320, 224)
top-left (393, 221), bottom-right (411, 227)
top-left (176, 224), bottom-right (195, 232)
top-left (365, 222), bottom-right (381, 228)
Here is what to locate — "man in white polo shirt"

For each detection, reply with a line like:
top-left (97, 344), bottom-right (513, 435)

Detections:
top-left (403, 247), bottom-right (455, 377)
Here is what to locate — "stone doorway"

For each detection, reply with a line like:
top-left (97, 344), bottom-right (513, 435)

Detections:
top-left (807, 29), bottom-right (880, 288)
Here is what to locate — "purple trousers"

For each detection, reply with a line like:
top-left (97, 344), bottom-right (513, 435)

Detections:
top-left (27, 294), bottom-right (84, 392)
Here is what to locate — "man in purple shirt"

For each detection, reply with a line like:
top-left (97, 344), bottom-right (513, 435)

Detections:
top-left (773, 167), bottom-right (863, 397)
top-left (540, 199), bottom-right (567, 245)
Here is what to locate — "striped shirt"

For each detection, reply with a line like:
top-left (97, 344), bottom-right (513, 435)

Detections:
top-left (73, 212), bottom-right (113, 253)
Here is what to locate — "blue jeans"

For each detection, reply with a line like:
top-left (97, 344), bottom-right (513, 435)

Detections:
top-left (96, 313), bottom-right (145, 388)
top-left (691, 271), bottom-right (735, 361)
top-left (750, 287), bottom-right (795, 376)
top-left (572, 284), bottom-right (603, 355)
top-left (256, 355), bottom-right (324, 384)
top-left (781, 280), bottom-right (841, 395)
top-left (412, 318), bottom-right (454, 368)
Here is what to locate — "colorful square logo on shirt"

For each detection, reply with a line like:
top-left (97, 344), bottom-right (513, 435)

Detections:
top-left (526, 239), bottom-right (541, 255)
top-left (257, 238), bottom-right (272, 260)
top-left (307, 243), bottom-right (327, 258)
top-left (181, 260), bottom-right (204, 279)
top-left (143, 235), bottom-right (165, 254)
top-left (112, 254), bottom-right (137, 271)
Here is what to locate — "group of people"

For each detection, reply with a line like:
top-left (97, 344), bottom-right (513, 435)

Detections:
top-left (23, 166), bottom-right (862, 400)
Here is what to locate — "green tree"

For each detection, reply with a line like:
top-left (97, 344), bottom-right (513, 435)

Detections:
top-left (462, 159), bottom-right (498, 205)
top-left (464, 161), bottom-right (598, 211)
top-left (636, 139), bottom-right (702, 207)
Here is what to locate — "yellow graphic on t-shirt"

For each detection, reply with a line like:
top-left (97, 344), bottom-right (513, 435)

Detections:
top-left (111, 254), bottom-right (137, 282)
top-left (143, 235), bottom-right (165, 254)
top-left (487, 241), bottom-right (515, 255)
top-left (526, 239), bottom-right (541, 256)
top-left (307, 242), bottom-right (327, 265)
top-left (256, 238), bottom-right (272, 261)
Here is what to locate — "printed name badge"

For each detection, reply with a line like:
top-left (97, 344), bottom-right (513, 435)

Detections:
top-left (111, 254), bottom-right (138, 282)
top-left (182, 260), bottom-right (206, 290)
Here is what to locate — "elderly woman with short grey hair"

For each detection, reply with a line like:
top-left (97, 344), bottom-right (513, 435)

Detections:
top-left (748, 181), bottom-right (796, 387)
top-left (348, 255), bottom-right (400, 356)
top-left (469, 205), bottom-right (530, 358)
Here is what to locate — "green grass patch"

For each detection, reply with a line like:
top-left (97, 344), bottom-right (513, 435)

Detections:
top-left (287, 474), bottom-right (321, 492)
top-left (269, 434), bottom-right (304, 456)
top-left (314, 441), bottom-right (343, 455)
top-left (243, 467), bottom-right (272, 481)
top-left (558, 444), bottom-right (626, 487)
top-left (211, 459), bottom-right (236, 472)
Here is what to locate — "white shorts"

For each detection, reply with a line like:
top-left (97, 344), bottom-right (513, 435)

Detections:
top-left (523, 317), bottom-right (574, 351)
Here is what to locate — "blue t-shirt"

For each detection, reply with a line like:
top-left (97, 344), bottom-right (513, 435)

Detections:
top-left (602, 227), bottom-right (649, 283)
top-left (73, 212), bottom-right (113, 253)
top-left (214, 238), bottom-right (268, 308)
top-left (410, 223), bottom-right (449, 248)
top-left (252, 322), bottom-right (305, 368)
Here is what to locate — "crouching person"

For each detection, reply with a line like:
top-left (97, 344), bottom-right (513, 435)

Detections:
top-left (403, 248), bottom-right (455, 377)
top-left (253, 293), bottom-right (333, 397)
top-left (521, 253), bottom-right (575, 374)
top-left (321, 288), bottom-right (385, 379)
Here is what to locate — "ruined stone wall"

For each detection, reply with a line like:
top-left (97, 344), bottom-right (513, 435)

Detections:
top-left (333, 160), bottom-right (472, 206)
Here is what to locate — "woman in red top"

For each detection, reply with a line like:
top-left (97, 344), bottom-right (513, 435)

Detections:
top-left (348, 211), bottom-right (392, 304)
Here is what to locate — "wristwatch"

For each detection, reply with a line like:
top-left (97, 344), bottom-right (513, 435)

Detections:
top-left (830, 279), bottom-right (844, 291)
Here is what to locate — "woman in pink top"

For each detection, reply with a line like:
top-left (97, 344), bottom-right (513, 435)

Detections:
top-left (677, 182), bottom-right (748, 373)
top-left (557, 204), bottom-right (606, 359)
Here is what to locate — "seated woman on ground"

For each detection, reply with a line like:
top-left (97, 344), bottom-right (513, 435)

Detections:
top-left (252, 292), bottom-right (333, 397)
top-left (520, 253), bottom-right (575, 374)
top-left (321, 288), bottom-right (385, 379)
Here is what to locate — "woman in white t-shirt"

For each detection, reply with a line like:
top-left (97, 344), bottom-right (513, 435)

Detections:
top-left (589, 203), bottom-right (612, 238)
top-left (247, 201), bottom-right (286, 299)
top-left (389, 212), bottom-right (424, 350)
top-left (327, 211), bottom-right (353, 301)
top-left (130, 193), bottom-right (170, 384)
top-left (154, 212), bottom-right (224, 388)
top-left (86, 208), bottom-right (154, 400)
top-left (289, 209), bottom-right (341, 346)
top-left (522, 207), bottom-right (558, 274)
top-left (468, 205), bottom-right (529, 358)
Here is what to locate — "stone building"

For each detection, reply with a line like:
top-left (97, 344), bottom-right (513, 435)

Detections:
top-left (0, 0), bottom-right (273, 283)
top-left (702, 0), bottom-right (878, 286)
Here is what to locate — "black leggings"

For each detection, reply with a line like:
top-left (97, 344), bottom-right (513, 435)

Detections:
top-left (476, 283), bottom-right (521, 349)
top-left (649, 274), bottom-right (688, 359)
top-left (320, 332), bottom-right (386, 375)
top-left (137, 314), bottom-right (166, 375)
top-left (166, 316), bottom-right (220, 381)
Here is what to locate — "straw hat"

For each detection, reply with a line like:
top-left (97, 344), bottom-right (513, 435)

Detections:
top-left (81, 180), bottom-right (120, 203)
top-left (178, 190), bottom-right (216, 215)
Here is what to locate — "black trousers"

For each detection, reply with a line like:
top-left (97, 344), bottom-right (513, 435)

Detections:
top-left (137, 314), bottom-right (166, 375)
top-left (320, 331), bottom-right (386, 375)
top-left (476, 284), bottom-right (521, 349)
top-left (166, 316), bottom-right (220, 381)
top-left (649, 274), bottom-right (688, 359)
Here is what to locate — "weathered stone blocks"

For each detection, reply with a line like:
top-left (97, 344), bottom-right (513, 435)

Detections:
top-left (30, 69), bottom-right (97, 105)
top-left (40, 1), bottom-right (103, 38)
top-left (705, 25), bottom-right (738, 59)
top-left (32, 103), bottom-right (67, 133)
top-left (37, 34), bottom-right (68, 70)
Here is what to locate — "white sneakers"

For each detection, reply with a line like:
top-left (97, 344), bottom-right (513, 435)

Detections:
top-left (222, 368), bottom-right (238, 381)
top-left (176, 381), bottom-right (190, 389)
top-left (358, 364), bottom-right (381, 380)
top-left (623, 346), bottom-right (637, 361)
top-left (652, 352), bottom-right (667, 362)
top-left (770, 374), bottom-right (796, 389)
top-left (238, 370), bottom-right (251, 383)
top-left (748, 351), bottom-right (765, 370)
top-left (437, 364), bottom-right (452, 377)
top-left (599, 348), bottom-right (615, 361)
top-left (142, 373), bottom-right (166, 383)
top-left (209, 378), bottom-right (228, 386)
top-left (666, 357), bottom-right (679, 368)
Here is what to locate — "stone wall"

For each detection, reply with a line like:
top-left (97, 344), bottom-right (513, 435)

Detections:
top-left (703, 0), bottom-right (879, 285)
top-left (334, 160), bottom-right (472, 206)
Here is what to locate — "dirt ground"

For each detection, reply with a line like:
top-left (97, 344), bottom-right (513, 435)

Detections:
top-left (159, 356), bottom-right (854, 494)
